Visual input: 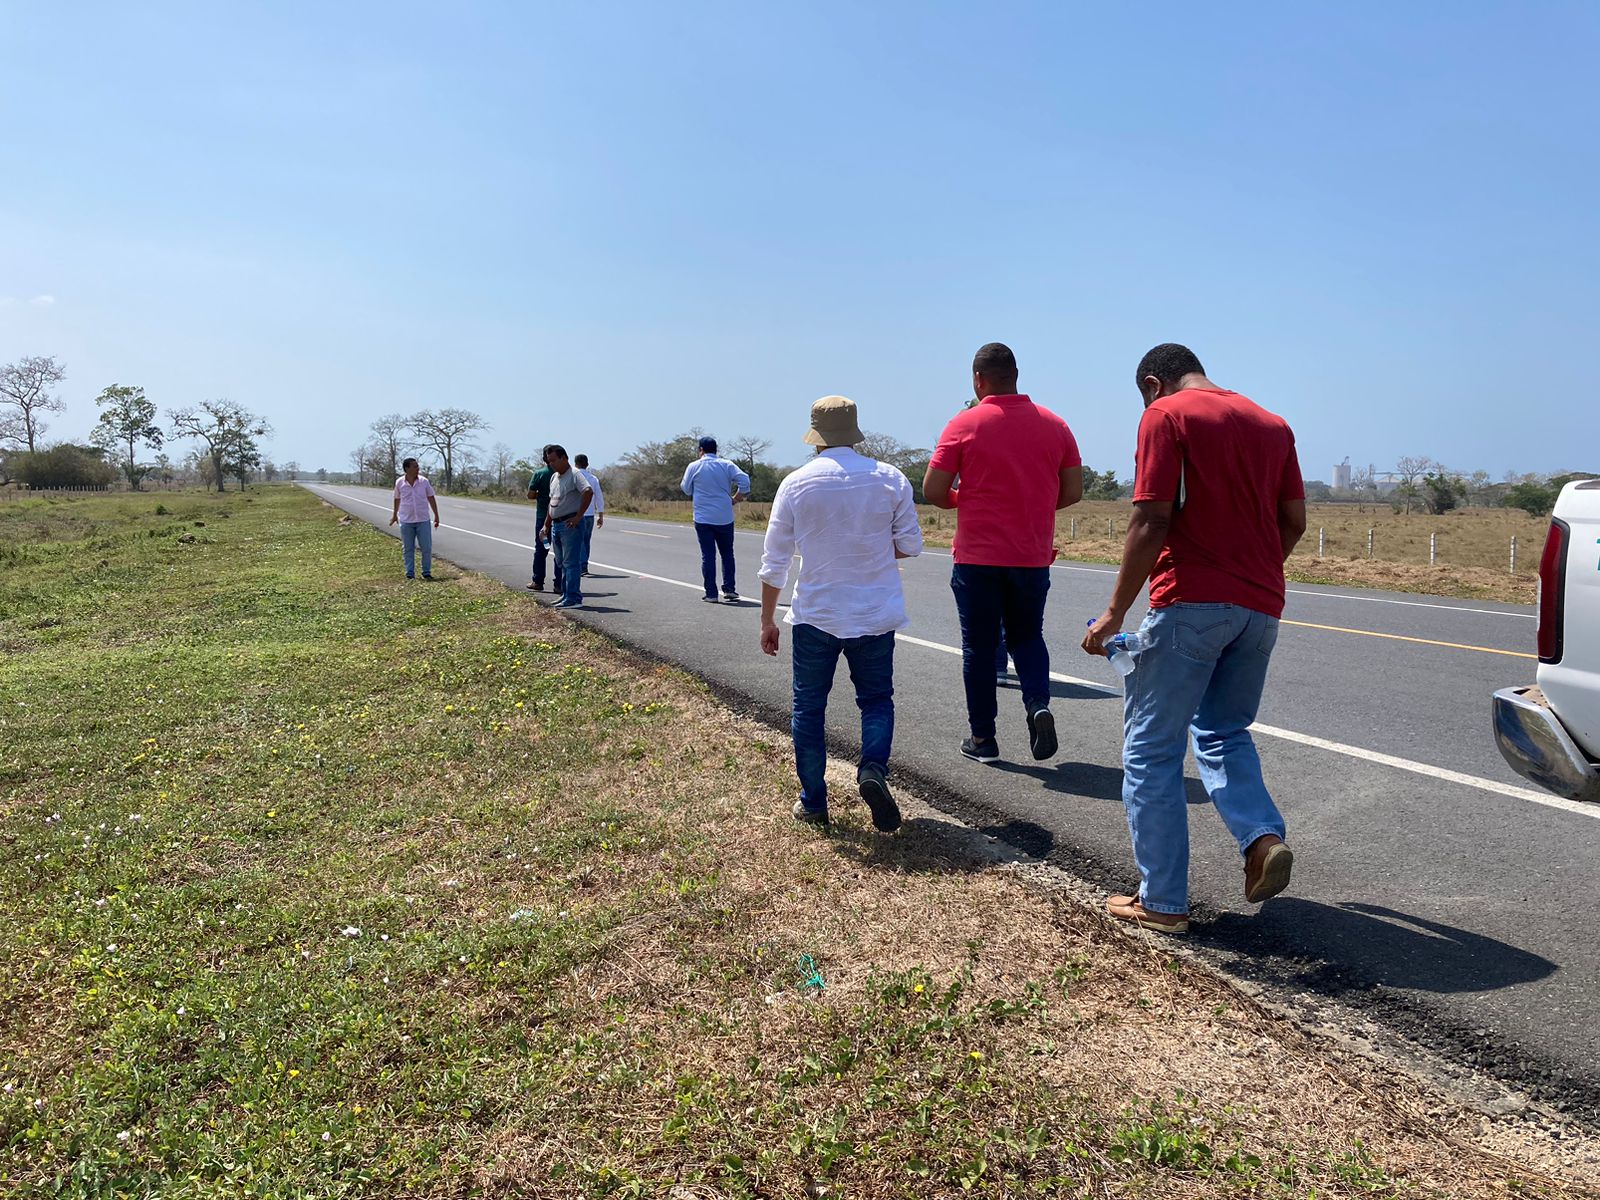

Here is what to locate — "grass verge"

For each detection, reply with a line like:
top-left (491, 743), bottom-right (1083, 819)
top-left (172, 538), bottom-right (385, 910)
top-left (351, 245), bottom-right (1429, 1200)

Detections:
top-left (0, 488), bottom-right (1578, 1196)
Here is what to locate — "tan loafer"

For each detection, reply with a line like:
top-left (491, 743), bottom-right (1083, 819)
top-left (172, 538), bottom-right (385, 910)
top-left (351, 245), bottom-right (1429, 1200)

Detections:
top-left (1106, 892), bottom-right (1188, 934)
top-left (1244, 836), bottom-right (1293, 903)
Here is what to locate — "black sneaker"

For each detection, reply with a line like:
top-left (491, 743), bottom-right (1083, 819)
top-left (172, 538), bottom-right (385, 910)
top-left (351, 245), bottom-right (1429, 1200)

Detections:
top-left (422, 573), bottom-right (435, 580)
top-left (857, 764), bottom-right (902, 833)
top-left (722, 591), bottom-right (741, 604)
top-left (1026, 708), bottom-right (1057, 761)
top-left (960, 736), bottom-right (1000, 763)
top-left (791, 799), bottom-right (829, 827)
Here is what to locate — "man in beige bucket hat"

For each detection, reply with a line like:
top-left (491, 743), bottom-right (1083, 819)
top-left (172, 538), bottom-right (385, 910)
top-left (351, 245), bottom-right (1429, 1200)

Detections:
top-left (759, 396), bottom-right (924, 830)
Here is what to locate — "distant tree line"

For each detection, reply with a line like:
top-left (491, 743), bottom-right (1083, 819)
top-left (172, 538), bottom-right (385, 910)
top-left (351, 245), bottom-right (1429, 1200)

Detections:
top-left (0, 354), bottom-right (273, 491)
top-left (1301, 455), bottom-right (1596, 517)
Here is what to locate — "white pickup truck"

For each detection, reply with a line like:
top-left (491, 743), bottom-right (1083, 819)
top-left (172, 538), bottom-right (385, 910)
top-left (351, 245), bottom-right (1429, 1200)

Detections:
top-left (1494, 479), bottom-right (1600, 801)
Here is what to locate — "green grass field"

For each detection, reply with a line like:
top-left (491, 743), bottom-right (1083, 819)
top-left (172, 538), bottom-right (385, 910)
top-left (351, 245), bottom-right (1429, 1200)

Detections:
top-left (0, 488), bottom-right (1570, 1197)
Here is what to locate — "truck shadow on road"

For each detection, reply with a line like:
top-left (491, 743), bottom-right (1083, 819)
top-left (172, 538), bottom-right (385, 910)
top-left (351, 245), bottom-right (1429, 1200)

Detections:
top-left (1204, 899), bottom-right (1558, 993)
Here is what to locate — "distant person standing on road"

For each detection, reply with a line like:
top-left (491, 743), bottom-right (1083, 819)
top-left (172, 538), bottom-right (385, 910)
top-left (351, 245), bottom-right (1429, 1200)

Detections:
top-left (759, 396), bottom-right (924, 831)
top-left (681, 436), bottom-right (751, 603)
top-left (525, 446), bottom-right (560, 594)
top-left (1082, 343), bottom-right (1306, 935)
top-left (573, 454), bottom-right (605, 577)
top-left (542, 445), bottom-right (594, 610)
top-left (389, 457), bottom-right (440, 580)
top-left (923, 343), bottom-right (1083, 765)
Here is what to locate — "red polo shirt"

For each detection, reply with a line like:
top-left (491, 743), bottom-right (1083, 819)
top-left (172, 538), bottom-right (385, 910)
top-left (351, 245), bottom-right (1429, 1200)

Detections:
top-left (1133, 388), bottom-right (1304, 618)
top-left (929, 394), bottom-right (1081, 567)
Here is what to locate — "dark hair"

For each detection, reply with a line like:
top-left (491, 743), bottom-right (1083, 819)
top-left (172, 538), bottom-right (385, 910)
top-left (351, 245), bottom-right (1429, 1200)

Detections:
top-left (698, 436), bottom-right (718, 453)
top-left (573, 454), bottom-right (588, 468)
top-left (1135, 343), bottom-right (1205, 388)
top-left (972, 342), bottom-right (1018, 380)
top-left (546, 443), bottom-right (567, 460)
top-left (541, 443), bottom-right (558, 462)
top-left (402, 457), bottom-right (418, 470)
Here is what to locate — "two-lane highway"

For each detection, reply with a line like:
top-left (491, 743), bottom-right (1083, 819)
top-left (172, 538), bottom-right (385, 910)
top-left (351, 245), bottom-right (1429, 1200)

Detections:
top-left (306, 484), bottom-right (1599, 1117)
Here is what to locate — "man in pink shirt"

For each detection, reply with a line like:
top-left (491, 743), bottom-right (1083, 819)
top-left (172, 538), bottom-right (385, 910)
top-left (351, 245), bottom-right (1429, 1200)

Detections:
top-left (388, 457), bottom-right (440, 580)
top-left (924, 343), bottom-right (1083, 763)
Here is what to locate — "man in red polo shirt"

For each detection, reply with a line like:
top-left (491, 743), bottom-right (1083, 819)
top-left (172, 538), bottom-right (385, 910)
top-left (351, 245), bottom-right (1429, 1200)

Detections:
top-left (1083, 343), bottom-right (1307, 934)
top-left (924, 343), bottom-right (1083, 763)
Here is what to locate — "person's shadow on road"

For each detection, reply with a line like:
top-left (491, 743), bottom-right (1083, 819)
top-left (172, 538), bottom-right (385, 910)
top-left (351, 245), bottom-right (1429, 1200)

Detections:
top-left (1205, 899), bottom-right (1558, 994)
top-left (992, 759), bottom-right (1212, 806)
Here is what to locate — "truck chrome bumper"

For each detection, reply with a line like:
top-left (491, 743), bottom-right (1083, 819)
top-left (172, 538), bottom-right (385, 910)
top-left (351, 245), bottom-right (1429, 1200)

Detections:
top-left (1493, 686), bottom-right (1600, 803)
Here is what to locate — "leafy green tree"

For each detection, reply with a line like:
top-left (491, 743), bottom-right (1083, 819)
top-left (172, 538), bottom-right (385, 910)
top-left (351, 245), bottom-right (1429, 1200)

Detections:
top-left (1503, 481), bottom-right (1557, 516)
top-left (91, 384), bottom-right (163, 489)
top-left (1420, 470), bottom-right (1465, 515)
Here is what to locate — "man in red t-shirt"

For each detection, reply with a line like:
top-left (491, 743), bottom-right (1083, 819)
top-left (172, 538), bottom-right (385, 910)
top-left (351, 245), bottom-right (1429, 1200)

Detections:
top-left (1082, 343), bottom-right (1307, 934)
top-left (925, 343), bottom-right (1083, 764)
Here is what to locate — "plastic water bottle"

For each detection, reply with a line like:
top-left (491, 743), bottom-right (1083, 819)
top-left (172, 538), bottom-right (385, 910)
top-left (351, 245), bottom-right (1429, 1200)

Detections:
top-left (1088, 619), bottom-right (1144, 676)
top-left (1106, 632), bottom-right (1144, 677)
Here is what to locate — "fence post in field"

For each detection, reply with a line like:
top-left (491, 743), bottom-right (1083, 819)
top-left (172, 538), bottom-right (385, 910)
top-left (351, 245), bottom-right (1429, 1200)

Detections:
top-left (1070, 517), bottom-right (1076, 540)
top-left (1107, 518), bottom-right (1114, 538)
top-left (1510, 536), bottom-right (1517, 575)
top-left (1430, 532), bottom-right (1437, 565)
top-left (1318, 527), bottom-right (1325, 557)
top-left (1367, 528), bottom-right (1375, 558)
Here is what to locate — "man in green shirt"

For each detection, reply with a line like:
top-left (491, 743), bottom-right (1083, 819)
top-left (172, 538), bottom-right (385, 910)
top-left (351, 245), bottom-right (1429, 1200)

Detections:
top-left (525, 446), bottom-right (561, 593)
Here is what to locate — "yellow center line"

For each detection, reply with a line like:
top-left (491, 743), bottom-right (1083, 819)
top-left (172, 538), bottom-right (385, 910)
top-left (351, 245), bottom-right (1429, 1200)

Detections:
top-left (1280, 619), bottom-right (1535, 659)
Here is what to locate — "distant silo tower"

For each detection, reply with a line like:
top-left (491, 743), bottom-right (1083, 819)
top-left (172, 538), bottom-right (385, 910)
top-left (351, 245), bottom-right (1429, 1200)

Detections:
top-left (1332, 457), bottom-right (1352, 491)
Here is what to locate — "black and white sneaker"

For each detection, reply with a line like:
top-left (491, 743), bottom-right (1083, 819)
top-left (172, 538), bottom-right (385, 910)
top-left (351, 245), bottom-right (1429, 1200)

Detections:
top-left (722, 591), bottom-right (741, 604)
top-left (791, 799), bottom-right (829, 827)
top-left (1026, 707), bottom-right (1057, 761)
top-left (960, 736), bottom-right (1000, 764)
top-left (857, 764), bottom-right (902, 833)
top-left (702, 595), bottom-right (721, 603)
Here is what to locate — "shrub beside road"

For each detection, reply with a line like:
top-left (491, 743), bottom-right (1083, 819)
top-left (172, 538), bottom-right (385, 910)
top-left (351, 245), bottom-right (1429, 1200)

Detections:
top-left (0, 489), bottom-right (1582, 1195)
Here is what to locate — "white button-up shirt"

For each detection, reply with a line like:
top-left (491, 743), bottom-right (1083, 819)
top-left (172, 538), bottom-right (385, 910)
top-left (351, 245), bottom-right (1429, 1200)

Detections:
top-left (759, 447), bottom-right (923, 639)
top-left (393, 475), bottom-right (436, 523)
top-left (579, 468), bottom-right (605, 514)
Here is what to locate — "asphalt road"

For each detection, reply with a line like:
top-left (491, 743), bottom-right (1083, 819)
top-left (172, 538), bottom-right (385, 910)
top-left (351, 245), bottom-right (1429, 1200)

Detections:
top-left (305, 483), bottom-right (1599, 1116)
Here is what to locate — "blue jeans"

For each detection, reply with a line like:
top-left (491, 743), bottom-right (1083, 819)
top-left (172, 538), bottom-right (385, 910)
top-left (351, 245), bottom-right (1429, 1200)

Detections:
top-left (552, 521), bottom-right (584, 605)
top-left (1121, 603), bottom-right (1287, 915)
top-left (578, 515), bottom-right (596, 575)
top-left (695, 521), bottom-right (736, 598)
top-left (531, 514), bottom-right (561, 590)
top-left (400, 521), bottom-right (432, 577)
top-left (950, 564), bottom-right (1051, 737)
top-left (791, 623), bottom-right (895, 812)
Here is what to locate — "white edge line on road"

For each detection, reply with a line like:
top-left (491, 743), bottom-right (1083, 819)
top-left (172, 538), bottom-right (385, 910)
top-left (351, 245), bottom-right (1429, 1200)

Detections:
top-left (311, 486), bottom-right (1588, 820)
top-left (621, 529), bottom-right (671, 539)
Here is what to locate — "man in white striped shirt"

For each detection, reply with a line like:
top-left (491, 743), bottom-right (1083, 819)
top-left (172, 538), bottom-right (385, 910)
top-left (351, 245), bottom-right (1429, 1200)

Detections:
top-left (759, 396), bottom-right (924, 831)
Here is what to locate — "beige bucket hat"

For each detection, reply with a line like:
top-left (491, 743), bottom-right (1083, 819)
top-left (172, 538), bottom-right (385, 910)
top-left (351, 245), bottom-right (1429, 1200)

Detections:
top-left (802, 395), bottom-right (866, 447)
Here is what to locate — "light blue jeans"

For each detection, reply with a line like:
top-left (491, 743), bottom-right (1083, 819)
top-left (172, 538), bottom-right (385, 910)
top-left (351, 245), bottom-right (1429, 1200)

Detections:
top-left (400, 521), bottom-right (432, 577)
top-left (1121, 602), bottom-right (1286, 914)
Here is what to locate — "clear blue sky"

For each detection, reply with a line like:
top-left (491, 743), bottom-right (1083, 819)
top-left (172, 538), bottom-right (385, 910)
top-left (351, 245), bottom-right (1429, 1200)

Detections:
top-left (3, 1), bottom-right (1596, 481)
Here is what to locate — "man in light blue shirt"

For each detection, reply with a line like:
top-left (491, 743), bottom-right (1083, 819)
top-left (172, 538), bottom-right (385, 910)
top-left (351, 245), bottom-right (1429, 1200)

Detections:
top-left (680, 436), bottom-right (751, 603)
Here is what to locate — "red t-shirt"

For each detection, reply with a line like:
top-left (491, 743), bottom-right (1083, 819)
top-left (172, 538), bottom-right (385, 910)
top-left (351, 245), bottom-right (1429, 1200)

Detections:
top-left (929, 394), bottom-right (1082, 567)
top-left (1133, 388), bottom-right (1304, 619)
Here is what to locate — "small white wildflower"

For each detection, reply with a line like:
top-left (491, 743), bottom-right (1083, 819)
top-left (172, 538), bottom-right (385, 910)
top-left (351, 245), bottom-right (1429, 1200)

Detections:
top-left (106, 943), bottom-right (118, 953)
top-left (301, 950), bottom-right (310, 959)
top-left (2, 1083), bottom-right (13, 1094)
top-left (380, 934), bottom-right (390, 942)
top-left (458, 955), bottom-right (467, 964)
top-left (341, 926), bottom-right (361, 938)
top-left (321, 1131), bottom-right (331, 1142)
top-left (33, 1098), bottom-right (44, 1111)
top-left (176, 1007), bottom-right (186, 1016)
top-left (95, 899), bottom-right (106, 908)
top-left (116, 1130), bottom-right (130, 1142)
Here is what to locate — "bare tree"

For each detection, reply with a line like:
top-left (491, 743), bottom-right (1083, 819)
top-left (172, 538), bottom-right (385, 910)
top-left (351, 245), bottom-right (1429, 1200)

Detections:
top-left (489, 441), bottom-right (515, 491)
top-left (728, 435), bottom-right (773, 475)
top-left (169, 400), bottom-right (273, 493)
top-left (1392, 455), bottom-right (1435, 515)
top-left (858, 430), bottom-right (931, 475)
top-left (0, 355), bottom-right (67, 452)
top-left (283, 460), bottom-right (301, 480)
top-left (407, 408), bottom-right (487, 492)
top-left (90, 385), bottom-right (164, 489)
top-left (368, 413), bottom-right (409, 483)
top-left (349, 444), bottom-right (369, 485)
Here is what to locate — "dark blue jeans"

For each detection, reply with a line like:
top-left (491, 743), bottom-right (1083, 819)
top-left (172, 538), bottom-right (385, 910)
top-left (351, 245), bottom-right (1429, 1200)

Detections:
top-left (552, 521), bottom-right (584, 605)
top-left (792, 623), bottom-right (895, 812)
top-left (694, 521), bottom-right (737, 598)
top-left (951, 564), bottom-right (1051, 737)
top-left (531, 519), bottom-right (562, 591)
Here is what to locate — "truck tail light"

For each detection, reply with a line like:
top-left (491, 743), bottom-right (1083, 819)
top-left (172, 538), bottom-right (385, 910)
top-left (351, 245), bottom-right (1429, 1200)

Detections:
top-left (1537, 517), bottom-right (1569, 664)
